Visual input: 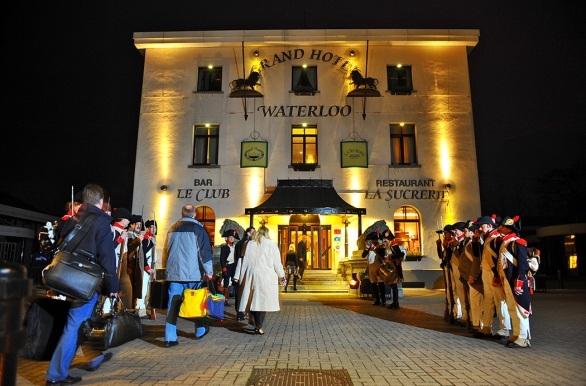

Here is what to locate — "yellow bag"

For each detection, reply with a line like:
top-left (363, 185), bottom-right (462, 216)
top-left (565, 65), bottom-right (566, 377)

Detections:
top-left (178, 287), bottom-right (209, 319)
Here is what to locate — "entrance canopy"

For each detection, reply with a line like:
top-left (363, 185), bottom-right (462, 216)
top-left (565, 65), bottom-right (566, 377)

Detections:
top-left (245, 179), bottom-right (366, 215)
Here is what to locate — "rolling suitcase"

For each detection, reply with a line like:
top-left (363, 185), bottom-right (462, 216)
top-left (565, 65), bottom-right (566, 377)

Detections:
top-left (149, 280), bottom-right (169, 309)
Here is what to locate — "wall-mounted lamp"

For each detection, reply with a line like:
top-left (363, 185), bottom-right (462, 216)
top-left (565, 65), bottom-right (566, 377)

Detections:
top-left (349, 273), bottom-right (360, 293)
top-left (253, 50), bottom-right (259, 57)
top-left (160, 185), bottom-right (168, 191)
top-left (349, 50), bottom-right (356, 57)
top-left (444, 184), bottom-right (451, 191)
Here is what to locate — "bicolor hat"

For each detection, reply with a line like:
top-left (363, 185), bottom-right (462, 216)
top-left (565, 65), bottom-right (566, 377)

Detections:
top-left (381, 229), bottom-right (395, 240)
top-left (451, 222), bottom-right (467, 231)
top-left (112, 207), bottom-right (131, 220)
top-left (130, 214), bottom-right (143, 224)
top-left (366, 231), bottom-right (381, 241)
top-left (436, 224), bottom-right (452, 234)
top-left (222, 228), bottom-right (240, 240)
top-left (145, 219), bottom-right (157, 228)
top-left (467, 219), bottom-right (479, 232)
top-left (73, 191), bottom-right (82, 203)
top-left (501, 215), bottom-right (521, 232)
top-left (475, 214), bottom-right (497, 226)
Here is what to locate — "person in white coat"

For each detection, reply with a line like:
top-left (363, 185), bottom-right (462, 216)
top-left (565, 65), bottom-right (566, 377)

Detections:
top-left (233, 226), bottom-right (286, 335)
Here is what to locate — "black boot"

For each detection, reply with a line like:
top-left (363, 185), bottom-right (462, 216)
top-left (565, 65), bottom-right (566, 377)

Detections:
top-left (293, 275), bottom-right (298, 291)
top-left (389, 284), bottom-right (400, 309)
top-left (371, 282), bottom-right (380, 305)
top-left (378, 282), bottom-right (386, 306)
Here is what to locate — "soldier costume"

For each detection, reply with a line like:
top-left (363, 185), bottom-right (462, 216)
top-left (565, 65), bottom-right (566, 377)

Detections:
top-left (473, 215), bottom-right (510, 339)
top-left (437, 225), bottom-right (457, 323)
top-left (109, 207), bottom-right (132, 313)
top-left (497, 216), bottom-right (532, 348)
top-left (382, 230), bottom-right (404, 310)
top-left (449, 222), bottom-right (467, 325)
top-left (362, 231), bottom-right (386, 306)
top-left (463, 220), bottom-right (484, 331)
top-left (127, 214), bottom-right (145, 314)
top-left (220, 228), bottom-right (240, 305)
top-left (139, 219), bottom-right (157, 318)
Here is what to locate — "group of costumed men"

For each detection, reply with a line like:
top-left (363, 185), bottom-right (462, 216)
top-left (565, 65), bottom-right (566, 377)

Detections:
top-left (109, 207), bottom-right (158, 318)
top-left (43, 194), bottom-right (159, 317)
top-left (361, 222), bottom-right (406, 310)
top-left (437, 214), bottom-right (539, 348)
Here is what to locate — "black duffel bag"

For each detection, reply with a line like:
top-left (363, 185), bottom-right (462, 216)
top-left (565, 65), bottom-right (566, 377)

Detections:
top-left (103, 297), bottom-right (143, 349)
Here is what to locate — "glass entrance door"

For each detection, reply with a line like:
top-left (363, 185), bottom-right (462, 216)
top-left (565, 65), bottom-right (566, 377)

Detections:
top-left (278, 225), bottom-right (331, 270)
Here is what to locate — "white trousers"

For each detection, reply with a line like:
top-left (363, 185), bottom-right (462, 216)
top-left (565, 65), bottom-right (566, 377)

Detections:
top-left (468, 284), bottom-right (484, 328)
top-left (480, 268), bottom-right (510, 335)
top-left (502, 278), bottom-right (531, 345)
top-left (135, 271), bottom-right (151, 316)
top-left (451, 266), bottom-right (467, 321)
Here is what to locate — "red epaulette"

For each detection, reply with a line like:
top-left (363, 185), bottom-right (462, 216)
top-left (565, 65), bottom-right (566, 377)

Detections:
top-left (515, 238), bottom-right (527, 246)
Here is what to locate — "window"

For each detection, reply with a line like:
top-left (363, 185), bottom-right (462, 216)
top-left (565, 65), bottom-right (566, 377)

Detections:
top-left (193, 124), bottom-right (219, 165)
top-left (291, 125), bottom-right (318, 170)
top-left (195, 205), bottom-right (216, 246)
top-left (292, 66), bottom-right (317, 95)
top-left (393, 206), bottom-right (421, 253)
top-left (387, 65), bottom-right (413, 95)
top-left (390, 123), bottom-right (417, 165)
top-left (197, 66), bottom-right (222, 91)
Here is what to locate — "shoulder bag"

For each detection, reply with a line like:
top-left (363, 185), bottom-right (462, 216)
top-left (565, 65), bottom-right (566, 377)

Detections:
top-left (42, 213), bottom-right (105, 302)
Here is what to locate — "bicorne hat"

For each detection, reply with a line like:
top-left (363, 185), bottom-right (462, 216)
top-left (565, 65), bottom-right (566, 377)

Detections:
top-left (222, 229), bottom-right (240, 240)
top-left (112, 207), bottom-right (131, 221)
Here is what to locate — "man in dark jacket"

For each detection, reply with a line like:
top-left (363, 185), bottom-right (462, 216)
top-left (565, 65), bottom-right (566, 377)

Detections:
top-left (163, 204), bottom-right (213, 347)
top-left (297, 235), bottom-right (308, 279)
top-left (233, 227), bottom-right (255, 321)
top-left (46, 184), bottom-right (118, 385)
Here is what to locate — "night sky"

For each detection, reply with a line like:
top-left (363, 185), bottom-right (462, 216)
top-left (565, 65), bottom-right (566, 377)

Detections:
top-left (4, 1), bottom-right (585, 218)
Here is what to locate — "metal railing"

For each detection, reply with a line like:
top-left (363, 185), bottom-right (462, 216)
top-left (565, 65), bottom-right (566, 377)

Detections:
top-left (0, 242), bottom-right (17, 263)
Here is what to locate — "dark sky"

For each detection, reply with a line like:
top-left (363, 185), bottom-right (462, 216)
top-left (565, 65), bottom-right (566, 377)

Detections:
top-left (4, 1), bottom-right (585, 217)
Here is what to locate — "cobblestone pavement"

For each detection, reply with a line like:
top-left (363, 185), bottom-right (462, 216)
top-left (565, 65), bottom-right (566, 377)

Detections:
top-left (16, 289), bottom-right (586, 386)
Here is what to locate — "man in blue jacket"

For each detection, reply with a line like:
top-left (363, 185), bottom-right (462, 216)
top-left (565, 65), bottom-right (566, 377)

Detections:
top-left (163, 204), bottom-right (213, 347)
top-left (46, 184), bottom-right (118, 385)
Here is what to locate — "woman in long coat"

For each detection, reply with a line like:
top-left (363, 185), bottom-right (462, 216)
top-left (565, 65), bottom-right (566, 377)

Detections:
top-left (233, 226), bottom-right (285, 335)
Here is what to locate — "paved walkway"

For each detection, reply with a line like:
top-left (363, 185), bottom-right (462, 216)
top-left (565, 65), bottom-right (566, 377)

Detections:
top-left (16, 289), bottom-right (586, 386)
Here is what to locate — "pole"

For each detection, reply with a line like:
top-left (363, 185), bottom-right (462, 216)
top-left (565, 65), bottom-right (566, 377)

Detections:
top-left (150, 211), bottom-right (157, 320)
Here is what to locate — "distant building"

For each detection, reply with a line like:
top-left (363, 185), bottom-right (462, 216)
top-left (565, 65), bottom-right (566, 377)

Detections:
top-left (132, 29), bottom-right (481, 288)
top-left (537, 223), bottom-right (586, 277)
top-left (0, 192), bottom-right (58, 282)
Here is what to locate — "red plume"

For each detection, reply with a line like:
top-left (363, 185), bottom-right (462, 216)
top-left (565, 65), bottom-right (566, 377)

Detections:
top-left (513, 215), bottom-right (520, 222)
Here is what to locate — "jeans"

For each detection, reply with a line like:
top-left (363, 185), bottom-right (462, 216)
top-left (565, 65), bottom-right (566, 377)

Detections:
top-left (46, 292), bottom-right (100, 382)
top-left (165, 282), bottom-right (205, 341)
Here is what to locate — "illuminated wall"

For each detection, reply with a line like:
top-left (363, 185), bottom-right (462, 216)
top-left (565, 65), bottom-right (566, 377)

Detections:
top-left (132, 30), bottom-right (481, 269)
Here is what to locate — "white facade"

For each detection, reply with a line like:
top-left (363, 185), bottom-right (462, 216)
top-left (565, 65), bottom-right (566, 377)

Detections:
top-left (132, 29), bottom-right (481, 281)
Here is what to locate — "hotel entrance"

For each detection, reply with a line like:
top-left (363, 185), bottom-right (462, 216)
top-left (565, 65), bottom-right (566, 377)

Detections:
top-left (278, 215), bottom-right (332, 270)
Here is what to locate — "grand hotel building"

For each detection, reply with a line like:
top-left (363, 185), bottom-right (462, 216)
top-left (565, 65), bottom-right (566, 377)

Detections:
top-left (132, 29), bottom-right (481, 288)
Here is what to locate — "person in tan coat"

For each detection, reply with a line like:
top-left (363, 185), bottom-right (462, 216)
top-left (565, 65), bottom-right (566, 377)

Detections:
top-left (234, 226), bottom-right (286, 335)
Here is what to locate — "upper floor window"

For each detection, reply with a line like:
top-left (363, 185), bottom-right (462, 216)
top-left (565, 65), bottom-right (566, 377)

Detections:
top-left (193, 124), bottom-right (219, 165)
top-left (387, 65), bottom-right (413, 95)
top-left (292, 66), bottom-right (317, 95)
top-left (291, 125), bottom-right (318, 170)
top-left (390, 123), bottom-right (417, 165)
top-left (197, 66), bottom-right (222, 92)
